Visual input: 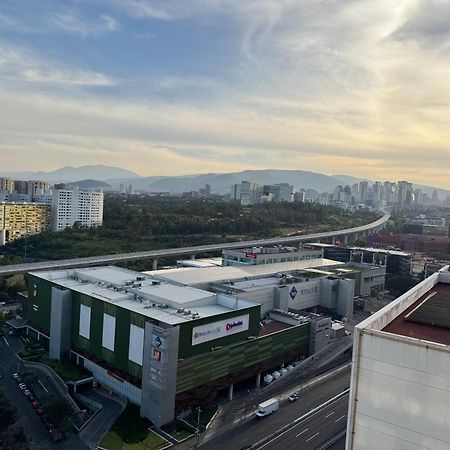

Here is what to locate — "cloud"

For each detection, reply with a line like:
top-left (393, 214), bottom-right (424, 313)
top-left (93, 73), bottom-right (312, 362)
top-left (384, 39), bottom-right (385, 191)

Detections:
top-left (0, 44), bottom-right (116, 87)
top-left (49, 11), bottom-right (119, 37)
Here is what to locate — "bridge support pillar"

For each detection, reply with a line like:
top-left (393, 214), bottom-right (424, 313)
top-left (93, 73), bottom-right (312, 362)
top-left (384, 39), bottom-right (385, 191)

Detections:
top-left (255, 372), bottom-right (261, 389)
top-left (331, 236), bottom-right (336, 245)
top-left (343, 235), bottom-right (348, 245)
top-left (191, 254), bottom-right (196, 260)
top-left (152, 259), bottom-right (158, 270)
top-left (228, 384), bottom-right (234, 401)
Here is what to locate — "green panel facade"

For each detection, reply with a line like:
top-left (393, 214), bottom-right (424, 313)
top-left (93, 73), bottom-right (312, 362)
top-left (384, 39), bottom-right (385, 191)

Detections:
top-left (70, 291), bottom-right (143, 378)
top-left (177, 304), bottom-right (261, 359)
top-left (176, 323), bottom-right (310, 394)
top-left (27, 275), bottom-right (54, 333)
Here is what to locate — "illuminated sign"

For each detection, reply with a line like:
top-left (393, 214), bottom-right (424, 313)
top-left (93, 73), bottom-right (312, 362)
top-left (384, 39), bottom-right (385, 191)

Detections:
top-left (192, 314), bottom-right (250, 345)
top-left (245, 253), bottom-right (257, 259)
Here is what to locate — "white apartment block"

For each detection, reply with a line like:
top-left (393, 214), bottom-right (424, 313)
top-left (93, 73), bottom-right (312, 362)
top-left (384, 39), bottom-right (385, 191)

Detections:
top-left (52, 189), bottom-right (103, 231)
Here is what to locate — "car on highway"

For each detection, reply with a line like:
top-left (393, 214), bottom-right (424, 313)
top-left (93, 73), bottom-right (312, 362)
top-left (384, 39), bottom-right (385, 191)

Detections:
top-left (288, 392), bottom-right (299, 402)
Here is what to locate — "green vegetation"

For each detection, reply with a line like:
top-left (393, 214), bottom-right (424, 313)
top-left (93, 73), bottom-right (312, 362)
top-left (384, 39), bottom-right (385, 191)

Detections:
top-left (161, 420), bottom-right (196, 442)
top-left (197, 405), bottom-right (218, 427)
top-left (2, 196), bottom-right (377, 267)
top-left (36, 354), bottom-right (91, 381)
top-left (385, 274), bottom-right (418, 297)
top-left (98, 405), bottom-right (168, 450)
top-left (0, 389), bottom-right (29, 449)
top-left (18, 340), bottom-right (91, 381)
top-left (41, 395), bottom-right (73, 432)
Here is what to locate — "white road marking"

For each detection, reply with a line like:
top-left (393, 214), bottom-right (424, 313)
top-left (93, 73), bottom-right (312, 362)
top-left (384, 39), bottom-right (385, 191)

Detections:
top-left (325, 411), bottom-right (335, 418)
top-left (2, 336), bottom-right (9, 347)
top-left (335, 414), bottom-right (346, 423)
top-left (296, 428), bottom-right (308, 438)
top-left (306, 432), bottom-right (320, 442)
top-left (38, 380), bottom-right (48, 393)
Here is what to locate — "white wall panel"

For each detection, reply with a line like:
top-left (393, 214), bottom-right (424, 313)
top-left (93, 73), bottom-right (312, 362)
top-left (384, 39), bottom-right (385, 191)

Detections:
top-left (128, 324), bottom-right (144, 366)
top-left (102, 313), bottom-right (116, 351)
top-left (79, 304), bottom-right (91, 339)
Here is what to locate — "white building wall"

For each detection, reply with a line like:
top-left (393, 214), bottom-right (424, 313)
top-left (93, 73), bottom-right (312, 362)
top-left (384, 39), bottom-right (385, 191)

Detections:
top-left (52, 189), bottom-right (103, 231)
top-left (348, 331), bottom-right (450, 450)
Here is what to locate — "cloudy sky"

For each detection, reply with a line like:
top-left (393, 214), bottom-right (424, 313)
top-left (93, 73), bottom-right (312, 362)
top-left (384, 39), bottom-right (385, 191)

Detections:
top-left (1, 0), bottom-right (450, 187)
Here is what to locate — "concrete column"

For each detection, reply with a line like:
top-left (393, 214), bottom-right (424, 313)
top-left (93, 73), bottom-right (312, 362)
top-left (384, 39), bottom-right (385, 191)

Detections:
top-left (255, 372), bottom-right (261, 389)
top-left (191, 254), bottom-right (196, 260)
top-left (360, 252), bottom-right (364, 263)
top-left (228, 384), bottom-right (234, 401)
top-left (152, 259), bottom-right (158, 270)
top-left (76, 354), bottom-right (80, 365)
top-left (384, 254), bottom-right (388, 266)
top-left (372, 253), bottom-right (376, 264)
top-left (343, 235), bottom-right (348, 245)
top-left (331, 236), bottom-right (336, 245)
top-left (37, 332), bottom-right (40, 342)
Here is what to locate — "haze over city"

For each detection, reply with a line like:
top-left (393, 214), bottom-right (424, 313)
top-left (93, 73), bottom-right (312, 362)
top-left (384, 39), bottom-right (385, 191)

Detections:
top-left (1, 0), bottom-right (449, 188)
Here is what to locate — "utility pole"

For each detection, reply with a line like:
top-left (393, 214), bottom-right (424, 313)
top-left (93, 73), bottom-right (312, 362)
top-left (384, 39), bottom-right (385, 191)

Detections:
top-left (196, 407), bottom-right (201, 446)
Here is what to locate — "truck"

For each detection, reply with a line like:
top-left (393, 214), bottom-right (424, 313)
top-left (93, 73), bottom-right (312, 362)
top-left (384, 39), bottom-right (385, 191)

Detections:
top-left (255, 398), bottom-right (279, 418)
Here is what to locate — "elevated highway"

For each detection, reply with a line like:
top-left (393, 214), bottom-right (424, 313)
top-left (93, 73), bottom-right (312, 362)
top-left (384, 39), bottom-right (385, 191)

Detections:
top-left (0, 210), bottom-right (390, 276)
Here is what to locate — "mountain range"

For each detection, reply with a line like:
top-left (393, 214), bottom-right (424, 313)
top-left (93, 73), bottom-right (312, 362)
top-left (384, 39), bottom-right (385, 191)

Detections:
top-left (1, 165), bottom-right (449, 198)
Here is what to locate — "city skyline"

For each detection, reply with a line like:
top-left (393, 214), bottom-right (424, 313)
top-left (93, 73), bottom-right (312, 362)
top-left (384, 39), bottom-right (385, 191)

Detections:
top-left (1, 1), bottom-right (450, 188)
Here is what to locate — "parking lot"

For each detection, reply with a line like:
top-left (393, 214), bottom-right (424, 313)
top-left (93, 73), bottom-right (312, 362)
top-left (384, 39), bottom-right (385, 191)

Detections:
top-left (0, 325), bottom-right (88, 449)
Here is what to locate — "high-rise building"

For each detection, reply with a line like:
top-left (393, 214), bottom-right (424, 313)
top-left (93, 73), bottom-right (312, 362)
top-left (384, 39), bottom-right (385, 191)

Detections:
top-left (52, 189), bottom-right (104, 231)
top-left (397, 180), bottom-right (413, 206)
top-left (0, 177), bottom-right (14, 193)
top-left (346, 267), bottom-right (450, 450)
top-left (14, 180), bottom-right (50, 196)
top-left (0, 202), bottom-right (51, 245)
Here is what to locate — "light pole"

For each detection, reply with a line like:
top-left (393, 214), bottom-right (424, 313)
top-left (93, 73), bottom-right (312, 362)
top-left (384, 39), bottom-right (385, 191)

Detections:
top-left (196, 406), bottom-right (201, 446)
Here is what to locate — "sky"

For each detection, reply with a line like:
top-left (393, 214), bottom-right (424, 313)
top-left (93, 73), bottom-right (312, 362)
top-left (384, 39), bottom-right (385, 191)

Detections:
top-left (1, 0), bottom-right (450, 188)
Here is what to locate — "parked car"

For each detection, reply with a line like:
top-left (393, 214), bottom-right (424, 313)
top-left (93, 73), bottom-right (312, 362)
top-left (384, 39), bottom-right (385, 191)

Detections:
top-left (48, 426), bottom-right (63, 442)
top-left (11, 373), bottom-right (20, 381)
top-left (18, 383), bottom-right (27, 390)
top-left (288, 392), bottom-right (300, 402)
top-left (23, 390), bottom-right (32, 397)
top-left (31, 400), bottom-right (39, 409)
top-left (36, 407), bottom-right (44, 416)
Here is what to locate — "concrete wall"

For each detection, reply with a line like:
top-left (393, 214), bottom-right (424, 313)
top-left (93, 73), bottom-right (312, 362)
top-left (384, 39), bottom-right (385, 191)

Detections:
top-left (49, 287), bottom-right (72, 360)
top-left (347, 330), bottom-right (450, 450)
top-left (141, 323), bottom-right (180, 427)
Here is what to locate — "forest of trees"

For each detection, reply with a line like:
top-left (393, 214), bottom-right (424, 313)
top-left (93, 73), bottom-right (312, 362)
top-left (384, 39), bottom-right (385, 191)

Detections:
top-left (1, 196), bottom-right (378, 263)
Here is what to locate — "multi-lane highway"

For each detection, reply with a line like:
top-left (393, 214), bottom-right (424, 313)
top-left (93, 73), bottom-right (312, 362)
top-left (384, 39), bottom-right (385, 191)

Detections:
top-left (199, 364), bottom-right (351, 450)
top-left (0, 210), bottom-right (390, 276)
top-left (255, 393), bottom-right (348, 450)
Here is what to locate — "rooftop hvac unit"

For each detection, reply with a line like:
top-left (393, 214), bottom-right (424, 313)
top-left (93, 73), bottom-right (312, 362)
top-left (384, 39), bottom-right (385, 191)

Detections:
top-left (125, 281), bottom-right (133, 286)
top-left (177, 308), bottom-right (184, 314)
top-left (183, 310), bottom-right (191, 315)
top-left (136, 276), bottom-right (145, 281)
top-left (152, 281), bottom-right (160, 286)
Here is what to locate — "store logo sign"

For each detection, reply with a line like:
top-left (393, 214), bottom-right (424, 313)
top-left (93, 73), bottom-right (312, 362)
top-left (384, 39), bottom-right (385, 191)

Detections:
top-left (290, 287), bottom-right (298, 299)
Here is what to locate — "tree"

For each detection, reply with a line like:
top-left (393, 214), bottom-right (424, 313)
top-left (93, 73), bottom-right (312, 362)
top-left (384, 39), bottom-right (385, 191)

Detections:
top-left (42, 396), bottom-right (73, 428)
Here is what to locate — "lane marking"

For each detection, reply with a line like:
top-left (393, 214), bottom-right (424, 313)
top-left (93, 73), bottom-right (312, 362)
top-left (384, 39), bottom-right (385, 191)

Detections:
top-left (325, 411), bottom-right (335, 418)
top-left (296, 428), bottom-right (308, 438)
top-left (335, 414), bottom-right (346, 423)
top-left (306, 432), bottom-right (320, 442)
top-left (256, 393), bottom-right (349, 449)
top-left (2, 336), bottom-right (10, 347)
top-left (38, 380), bottom-right (48, 393)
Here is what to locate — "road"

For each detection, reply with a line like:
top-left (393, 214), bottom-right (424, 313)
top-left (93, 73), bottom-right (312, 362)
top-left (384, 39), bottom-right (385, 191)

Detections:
top-left (255, 394), bottom-right (348, 450)
top-left (0, 211), bottom-right (390, 275)
top-left (198, 364), bottom-right (350, 450)
top-left (0, 329), bottom-right (88, 450)
top-left (79, 389), bottom-right (125, 449)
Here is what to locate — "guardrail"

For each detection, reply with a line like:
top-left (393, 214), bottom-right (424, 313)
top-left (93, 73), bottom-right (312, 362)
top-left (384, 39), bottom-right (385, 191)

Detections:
top-left (0, 210), bottom-right (390, 276)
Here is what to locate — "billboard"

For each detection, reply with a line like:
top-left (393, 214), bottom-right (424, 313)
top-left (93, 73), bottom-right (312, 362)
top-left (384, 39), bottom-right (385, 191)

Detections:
top-left (192, 314), bottom-right (250, 346)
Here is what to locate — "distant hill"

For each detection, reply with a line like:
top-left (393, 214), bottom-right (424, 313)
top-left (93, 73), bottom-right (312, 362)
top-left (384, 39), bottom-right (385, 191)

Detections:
top-left (109, 169), bottom-right (345, 194)
top-left (1, 165), bottom-right (139, 182)
top-left (66, 179), bottom-right (111, 190)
